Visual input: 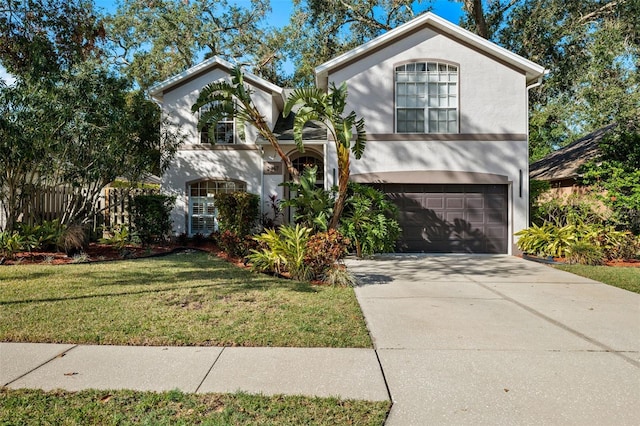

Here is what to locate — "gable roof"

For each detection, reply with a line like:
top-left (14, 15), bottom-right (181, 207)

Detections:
top-left (315, 12), bottom-right (547, 89)
top-left (148, 56), bottom-right (285, 107)
top-left (529, 125), bottom-right (615, 182)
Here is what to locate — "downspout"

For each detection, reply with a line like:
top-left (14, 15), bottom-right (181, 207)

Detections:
top-left (519, 72), bottom-right (547, 250)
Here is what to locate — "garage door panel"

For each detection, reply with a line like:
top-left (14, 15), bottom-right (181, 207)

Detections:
top-left (373, 183), bottom-right (508, 254)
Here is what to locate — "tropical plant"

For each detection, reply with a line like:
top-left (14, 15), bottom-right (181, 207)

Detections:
top-left (0, 231), bottom-right (27, 259)
top-left (248, 224), bottom-right (312, 281)
top-left (566, 241), bottom-right (604, 266)
top-left (280, 166), bottom-right (334, 232)
top-left (283, 82), bottom-right (366, 230)
top-left (303, 229), bottom-right (350, 279)
top-left (192, 66), bottom-right (300, 180)
top-left (99, 224), bottom-right (137, 252)
top-left (515, 223), bottom-right (576, 258)
top-left (340, 183), bottom-right (401, 257)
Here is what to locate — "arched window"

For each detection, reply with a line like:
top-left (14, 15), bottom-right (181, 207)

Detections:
top-left (188, 180), bottom-right (246, 235)
top-left (292, 154), bottom-right (324, 186)
top-left (396, 61), bottom-right (458, 134)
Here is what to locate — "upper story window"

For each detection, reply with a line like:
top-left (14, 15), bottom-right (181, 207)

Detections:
top-left (199, 102), bottom-right (237, 144)
top-left (395, 62), bottom-right (458, 134)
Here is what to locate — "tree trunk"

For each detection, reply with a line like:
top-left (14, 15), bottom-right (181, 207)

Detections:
top-left (328, 144), bottom-right (350, 230)
top-left (462, 0), bottom-right (489, 38)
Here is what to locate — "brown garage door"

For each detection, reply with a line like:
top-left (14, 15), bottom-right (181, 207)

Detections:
top-left (372, 184), bottom-right (508, 253)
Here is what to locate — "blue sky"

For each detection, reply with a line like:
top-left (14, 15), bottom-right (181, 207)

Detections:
top-left (94, 0), bottom-right (464, 29)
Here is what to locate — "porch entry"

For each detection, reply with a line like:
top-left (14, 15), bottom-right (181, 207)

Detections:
top-left (188, 179), bottom-right (246, 235)
top-left (285, 151), bottom-right (325, 223)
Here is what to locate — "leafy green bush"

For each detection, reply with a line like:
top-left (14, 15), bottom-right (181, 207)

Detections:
top-left (340, 183), bottom-right (401, 257)
top-left (215, 192), bottom-right (260, 237)
top-left (534, 192), bottom-right (607, 227)
top-left (131, 194), bottom-right (175, 244)
top-left (304, 229), bottom-right (350, 279)
top-left (280, 166), bottom-right (334, 232)
top-left (249, 224), bottom-right (312, 281)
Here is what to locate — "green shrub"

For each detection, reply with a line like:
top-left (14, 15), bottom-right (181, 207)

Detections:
top-left (215, 192), bottom-right (260, 237)
top-left (131, 194), bottom-right (175, 244)
top-left (340, 183), bottom-right (401, 257)
top-left (248, 225), bottom-right (312, 281)
top-left (534, 192), bottom-right (607, 227)
top-left (567, 240), bottom-right (604, 265)
top-left (217, 230), bottom-right (256, 258)
top-left (304, 229), bottom-right (350, 279)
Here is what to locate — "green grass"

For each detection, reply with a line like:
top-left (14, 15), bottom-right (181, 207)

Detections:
top-left (555, 264), bottom-right (640, 294)
top-left (0, 388), bottom-right (391, 425)
top-left (0, 252), bottom-right (371, 347)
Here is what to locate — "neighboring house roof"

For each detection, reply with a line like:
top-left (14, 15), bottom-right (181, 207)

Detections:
top-left (148, 56), bottom-right (286, 108)
top-left (315, 12), bottom-right (547, 89)
top-left (529, 125), bottom-right (615, 182)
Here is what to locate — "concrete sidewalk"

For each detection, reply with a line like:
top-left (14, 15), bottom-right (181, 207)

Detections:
top-left (347, 254), bottom-right (640, 425)
top-left (1, 343), bottom-right (389, 401)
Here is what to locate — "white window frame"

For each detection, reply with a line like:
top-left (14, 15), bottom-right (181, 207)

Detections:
top-left (395, 61), bottom-right (459, 134)
top-left (199, 102), bottom-right (237, 144)
top-left (188, 180), bottom-right (246, 235)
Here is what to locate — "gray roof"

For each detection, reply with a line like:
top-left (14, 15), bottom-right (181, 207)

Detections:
top-left (270, 113), bottom-right (327, 141)
top-left (529, 125), bottom-right (614, 182)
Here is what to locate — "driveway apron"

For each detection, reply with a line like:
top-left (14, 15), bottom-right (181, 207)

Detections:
top-left (346, 255), bottom-right (640, 426)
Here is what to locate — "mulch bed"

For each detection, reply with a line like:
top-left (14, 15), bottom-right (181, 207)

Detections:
top-left (0, 242), bottom-right (221, 266)
top-left (522, 253), bottom-right (640, 267)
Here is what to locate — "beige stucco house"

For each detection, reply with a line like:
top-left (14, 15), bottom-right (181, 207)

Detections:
top-left (149, 12), bottom-right (546, 254)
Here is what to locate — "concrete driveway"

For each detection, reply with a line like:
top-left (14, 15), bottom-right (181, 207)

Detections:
top-left (346, 255), bottom-right (640, 426)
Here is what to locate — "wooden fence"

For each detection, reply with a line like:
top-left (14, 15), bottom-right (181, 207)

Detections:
top-left (4, 186), bottom-right (157, 233)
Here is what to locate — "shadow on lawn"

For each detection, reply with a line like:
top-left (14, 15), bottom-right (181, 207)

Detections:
top-left (0, 253), bottom-right (317, 306)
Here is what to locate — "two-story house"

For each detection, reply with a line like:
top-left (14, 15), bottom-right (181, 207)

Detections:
top-left (149, 12), bottom-right (546, 254)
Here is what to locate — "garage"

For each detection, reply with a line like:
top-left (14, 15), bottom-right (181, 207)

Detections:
top-left (371, 184), bottom-right (508, 253)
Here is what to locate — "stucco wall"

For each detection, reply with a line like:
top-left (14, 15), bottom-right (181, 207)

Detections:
top-left (162, 149), bottom-right (262, 235)
top-left (327, 26), bottom-right (531, 254)
top-left (161, 68), bottom-right (279, 146)
top-left (329, 27), bottom-right (527, 135)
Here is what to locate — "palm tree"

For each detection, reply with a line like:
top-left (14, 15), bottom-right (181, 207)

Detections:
top-left (283, 82), bottom-right (366, 230)
top-left (191, 66), bottom-right (300, 181)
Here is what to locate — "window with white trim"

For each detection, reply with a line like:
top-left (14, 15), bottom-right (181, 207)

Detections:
top-left (396, 62), bottom-right (458, 134)
top-left (199, 103), bottom-right (237, 144)
top-left (188, 180), bottom-right (246, 235)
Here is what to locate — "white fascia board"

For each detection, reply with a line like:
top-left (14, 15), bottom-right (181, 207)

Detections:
top-left (315, 12), bottom-right (547, 88)
top-left (148, 56), bottom-right (285, 103)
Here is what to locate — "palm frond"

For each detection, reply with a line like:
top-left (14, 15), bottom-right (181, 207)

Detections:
top-left (283, 87), bottom-right (326, 117)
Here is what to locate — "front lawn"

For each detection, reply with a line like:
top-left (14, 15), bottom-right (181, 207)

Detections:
top-left (0, 252), bottom-right (371, 347)
top-left (0, 388), bottom-right (391, 425)
top-left (555, 264), bottom-right (640, 294)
